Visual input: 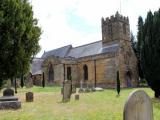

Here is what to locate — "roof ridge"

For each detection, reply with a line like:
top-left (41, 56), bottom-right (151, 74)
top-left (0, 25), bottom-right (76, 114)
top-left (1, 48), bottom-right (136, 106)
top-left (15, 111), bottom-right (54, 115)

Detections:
top-left (45, 44), bottom-right (72, 53)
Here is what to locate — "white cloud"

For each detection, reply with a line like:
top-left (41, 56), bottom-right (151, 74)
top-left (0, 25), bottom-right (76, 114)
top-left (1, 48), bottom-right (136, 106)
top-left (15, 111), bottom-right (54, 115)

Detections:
top-left (31, 0), bottom-right (160, 57)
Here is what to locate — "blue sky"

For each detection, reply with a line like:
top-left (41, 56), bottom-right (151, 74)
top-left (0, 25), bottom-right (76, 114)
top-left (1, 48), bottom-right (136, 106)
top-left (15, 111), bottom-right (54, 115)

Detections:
top-left (30, 0), bottom-right (160, 57)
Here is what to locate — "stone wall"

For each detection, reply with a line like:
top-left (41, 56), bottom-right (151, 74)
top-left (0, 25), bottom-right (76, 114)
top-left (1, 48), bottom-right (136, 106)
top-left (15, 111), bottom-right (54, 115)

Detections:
top-left (42, 56), bottom-right (63, 86)
top-left (32, 74), bottom-right (42, 86)
top-left (118, 40), bottom-right (139, 87)
top-left (76, 54), bottom-right (118, 88)
top-left (40, 46), bottom-right (139, 89)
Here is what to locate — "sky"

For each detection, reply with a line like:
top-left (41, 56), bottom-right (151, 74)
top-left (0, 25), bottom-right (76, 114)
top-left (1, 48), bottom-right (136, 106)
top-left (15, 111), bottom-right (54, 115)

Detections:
top-left (30, 0), bottom-right (160, 57)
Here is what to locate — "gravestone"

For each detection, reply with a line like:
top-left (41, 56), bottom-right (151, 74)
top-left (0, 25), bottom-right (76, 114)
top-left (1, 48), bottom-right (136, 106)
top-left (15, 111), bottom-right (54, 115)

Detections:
top-left (62, 80), bottom-right (72, 102)
top-left (72, 84), bottom-right (76, 94)
top-left (123, 90), bottom-right (153, 120)
top-left (79, 81), bottom-right (84, 93)
top-left (0, 88), bottom-right (21, 110)
top-left (75, 94), bottom-right (79, 100)
top-left (3, 88), bottom-right (14, 96)
top-left (26, 92), bottom-right (34, 102)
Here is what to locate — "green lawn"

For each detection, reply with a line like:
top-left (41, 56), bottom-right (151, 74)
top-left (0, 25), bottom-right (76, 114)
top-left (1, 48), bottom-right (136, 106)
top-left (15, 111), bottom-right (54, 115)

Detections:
top-left (0, 87), bottom-right (160, 120)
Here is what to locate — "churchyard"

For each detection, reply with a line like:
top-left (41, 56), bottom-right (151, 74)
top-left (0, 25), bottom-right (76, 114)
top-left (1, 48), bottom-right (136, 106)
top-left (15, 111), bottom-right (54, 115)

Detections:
top-left (0, 87), bottom-right (160, 120)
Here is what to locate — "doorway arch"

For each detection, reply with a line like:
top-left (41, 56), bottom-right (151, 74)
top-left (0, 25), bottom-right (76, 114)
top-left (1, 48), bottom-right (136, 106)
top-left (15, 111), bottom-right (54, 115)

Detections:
top-left (126, 71), bottom-right (132, 87)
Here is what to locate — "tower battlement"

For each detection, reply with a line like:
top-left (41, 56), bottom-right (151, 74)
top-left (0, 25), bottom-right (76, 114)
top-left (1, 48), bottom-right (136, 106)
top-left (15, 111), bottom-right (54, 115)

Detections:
top-left (101, 12), bottom-right (130, 46)
top-left (101, 12), bottom-right (129, 25)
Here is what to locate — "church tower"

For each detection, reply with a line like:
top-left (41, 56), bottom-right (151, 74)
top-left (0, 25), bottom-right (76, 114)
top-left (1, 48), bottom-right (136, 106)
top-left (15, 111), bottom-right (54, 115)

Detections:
top-left (101, 12), bottom-right (130, 47)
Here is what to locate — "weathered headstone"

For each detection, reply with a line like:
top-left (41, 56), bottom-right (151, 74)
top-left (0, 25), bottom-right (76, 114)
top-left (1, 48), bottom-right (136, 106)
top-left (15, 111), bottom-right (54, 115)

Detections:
top-left (3, 88), bottom-right (14, 96)
top-left (62, 80), bottom-right (72, 102)
top-left (75, 94), bottom-right (79, 100)
top-left (0, 88), bottom-right (21, 110)
top-left (79, 81), bottom-right (85, 93)
top-left (123, 90), bottom-right (153, 120)
top-left (61, 87), bottom-right (63, 95)
top-left (26, 92), bottom-right (34, 102)
top-left (72, 84), bottom-right (76, 94)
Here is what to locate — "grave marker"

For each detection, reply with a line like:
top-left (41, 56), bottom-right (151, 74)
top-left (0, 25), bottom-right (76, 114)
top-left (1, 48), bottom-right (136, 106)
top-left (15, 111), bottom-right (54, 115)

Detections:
top-left (123, 90), bottom-right (153, 120)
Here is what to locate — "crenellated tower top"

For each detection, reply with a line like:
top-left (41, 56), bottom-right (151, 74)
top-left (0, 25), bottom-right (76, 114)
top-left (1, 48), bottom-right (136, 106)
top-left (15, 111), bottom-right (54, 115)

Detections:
top-left (101, 12), bottom-right (130, 47)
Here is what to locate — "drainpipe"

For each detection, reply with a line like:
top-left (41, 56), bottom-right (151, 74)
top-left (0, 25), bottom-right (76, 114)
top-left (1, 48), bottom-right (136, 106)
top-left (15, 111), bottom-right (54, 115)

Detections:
top-left (94, 60), bottom-right (97, 87)
top-left (63, 64), bottom-right (65, 82)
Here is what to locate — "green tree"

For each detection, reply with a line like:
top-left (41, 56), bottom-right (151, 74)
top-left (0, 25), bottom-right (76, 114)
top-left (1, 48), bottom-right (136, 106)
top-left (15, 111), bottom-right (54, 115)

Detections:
top-left (130, 32), bottom-right (137, 52)
top-left (116, 71), bottom-right (120, 95)
top-left (137, 16), bottom-right (144, 80)
top-left (0, 0), bottom-right (41, 88)
top-left (140, 10), bottom-right (160, 98)
top-left (42, 72), bottom-right (45, 88)
top-left (137, 16), bottom-right (144, 53)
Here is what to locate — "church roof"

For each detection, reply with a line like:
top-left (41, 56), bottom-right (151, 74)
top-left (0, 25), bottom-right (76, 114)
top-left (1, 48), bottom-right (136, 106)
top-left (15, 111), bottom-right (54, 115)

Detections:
top-left (100, 43), bottom-right (119, 54)
top-left (41, 40), bottom-right (119, 59)
top-left (66, 41), bottom-right (102, 58)
top-left (41, 45), bottom-right (72, 59)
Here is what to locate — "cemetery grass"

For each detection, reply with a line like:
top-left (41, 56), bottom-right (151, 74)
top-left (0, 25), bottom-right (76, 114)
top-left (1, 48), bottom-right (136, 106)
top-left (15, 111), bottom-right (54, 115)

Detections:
top-left (0, 87), bottom-right (160, 120)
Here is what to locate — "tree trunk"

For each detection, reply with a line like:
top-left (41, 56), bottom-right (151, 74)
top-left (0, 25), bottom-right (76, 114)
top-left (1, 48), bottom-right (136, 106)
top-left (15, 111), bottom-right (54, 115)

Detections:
top-left (11, 78), bottom-right (14, 87)
top-left (42, 72), bottom-right (45, 88)
top-left (14, 78), bottom-right (17, 93)
top-left (20, 74), bottom-right (24, 88)
top-left (0, 79), bottom-right (3, 88)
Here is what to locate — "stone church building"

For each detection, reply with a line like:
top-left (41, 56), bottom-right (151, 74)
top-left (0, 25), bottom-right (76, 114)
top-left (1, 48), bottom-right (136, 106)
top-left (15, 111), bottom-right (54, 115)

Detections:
top-left (31, 12), bottom-right (138, 88)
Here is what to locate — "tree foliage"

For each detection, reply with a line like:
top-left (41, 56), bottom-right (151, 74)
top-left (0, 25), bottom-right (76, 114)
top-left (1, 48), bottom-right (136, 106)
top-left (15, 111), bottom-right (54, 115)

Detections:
top-left (0, 0), bottom-right (41, 86)
top-left (130, 32), bottom-right (136, 52)
top-left (137, 16), bottom-right (144, 79)
top-left (139, 9), bottom-right (160, 97)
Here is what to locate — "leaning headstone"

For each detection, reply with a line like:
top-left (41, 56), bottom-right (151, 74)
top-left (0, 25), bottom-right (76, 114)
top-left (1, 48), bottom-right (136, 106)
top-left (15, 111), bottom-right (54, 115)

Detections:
top-left (0, 88), bottom-right (21, 110)
top-left (26, 92), bottom-right (33, 102)
top-left (123, 90), bottom-right (153, 120)
top-left (62, 80), bottom-right (72, 102)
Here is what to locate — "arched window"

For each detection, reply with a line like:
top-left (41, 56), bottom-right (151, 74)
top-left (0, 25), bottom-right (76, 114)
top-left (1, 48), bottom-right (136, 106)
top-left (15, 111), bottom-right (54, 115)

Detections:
top-left (48, 64), bottom-right (54, 81)
top-left (126, 71), bottom-right (132, 87)
top-left (83, 65), bottom-right (88, 80)
top-left (67, 67), bottom-right (71, 80)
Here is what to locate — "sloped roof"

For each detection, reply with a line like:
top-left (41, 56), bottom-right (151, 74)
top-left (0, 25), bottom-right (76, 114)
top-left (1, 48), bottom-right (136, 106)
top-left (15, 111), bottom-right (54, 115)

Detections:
top-left (31, 58), bottom-right (44, 75)
top-left (66, 41), bottom-right (102, 58)
top-left (100, 43), bottom-right (119, 54)
top-left (41, 45), bottom-right (72, 58)
top-left (41, 41), bottom-right (119, 59)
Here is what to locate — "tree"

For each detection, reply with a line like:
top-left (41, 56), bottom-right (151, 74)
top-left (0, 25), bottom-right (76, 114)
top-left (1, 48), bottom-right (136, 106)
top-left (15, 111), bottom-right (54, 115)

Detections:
top-left (116, 71), bottom-right (120, 95)
top-left (137, 16), bottom-right (144, 53)
top-left (130, 32), bottom-right (136, 52)
top-left (0, 0), bottom-right (41, 88)
top-left (42, 72), bottom-right (45, 88)
top-left (137, 16), bottom-right (144, 80)
top-left (140, 9), bottom-right (160, 98)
